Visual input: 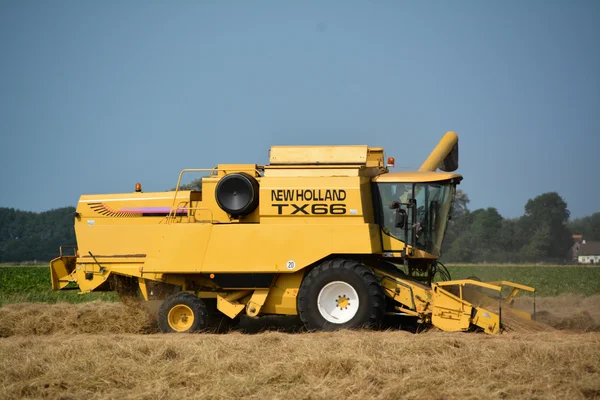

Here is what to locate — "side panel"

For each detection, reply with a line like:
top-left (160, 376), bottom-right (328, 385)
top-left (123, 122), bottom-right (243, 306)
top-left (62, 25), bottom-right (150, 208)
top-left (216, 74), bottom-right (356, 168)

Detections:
top-left (75, 217), bottom-right (381, 274)
top-left (261, 271), bottom-right (305, 315)
top-left (143, 224), bottom-right (213, 272)
top-left (431, 286), bottom-right (472, 332)
top-left (72, 172), bottom-right (384, 275)
top-left (143, 223), bottom-right (382, 273)
top-left (76, 223), bottom-right (213, 272)
top-left (50, 256), bottom-right (75, 290)
top-left (73, 266), bottom-right (111, 293)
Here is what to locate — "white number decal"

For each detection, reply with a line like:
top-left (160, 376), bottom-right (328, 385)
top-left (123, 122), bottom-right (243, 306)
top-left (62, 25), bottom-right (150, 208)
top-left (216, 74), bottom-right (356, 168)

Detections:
top-left (286, 260), bottom-right (296, 270)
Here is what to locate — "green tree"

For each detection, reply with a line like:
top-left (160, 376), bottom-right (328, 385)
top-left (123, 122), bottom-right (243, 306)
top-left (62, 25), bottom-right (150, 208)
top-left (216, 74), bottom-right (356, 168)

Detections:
top-left (451, 189), bottom-right (470, 217)
top-left (519, 192), bottom-right (572, 261)
top-left (497, 218), bottom-right (526, 262)
top-left (444, 234), bottom-right (474, 262)
top-left (569, 212), bottom-right (600, 241)
top-left (441, 189), bottom-right (470, 259)
top-left (171, 177), bottom-right (202, 191)
top-left (469, 207), bottom-right (504, 262)
top-left (519, 222), bottom-right (552, 261)
top-left (0, 207), bottom-right (76, 262)
top-left (441, 191), bottom-right (576, 263)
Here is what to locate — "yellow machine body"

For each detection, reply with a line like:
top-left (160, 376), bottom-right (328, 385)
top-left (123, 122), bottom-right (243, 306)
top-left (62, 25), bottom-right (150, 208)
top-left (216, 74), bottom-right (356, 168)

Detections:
top-left (50, 132), bottom-right (535, 334)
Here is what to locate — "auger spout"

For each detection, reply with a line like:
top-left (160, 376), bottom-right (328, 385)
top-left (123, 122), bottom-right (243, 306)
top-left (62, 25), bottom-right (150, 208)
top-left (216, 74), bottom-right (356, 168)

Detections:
top-left (419, 131), bottom-right (459, 172)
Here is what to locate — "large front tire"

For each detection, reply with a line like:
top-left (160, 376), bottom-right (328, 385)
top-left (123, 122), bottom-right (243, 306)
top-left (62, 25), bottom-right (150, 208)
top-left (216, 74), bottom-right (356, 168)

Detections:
top-left (158, 292), bottom-right (208, 333)
top-left (298, 259), bottom-right (385, 331)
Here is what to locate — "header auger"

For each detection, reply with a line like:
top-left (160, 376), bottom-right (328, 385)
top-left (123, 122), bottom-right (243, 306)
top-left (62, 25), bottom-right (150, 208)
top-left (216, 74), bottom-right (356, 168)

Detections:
top-left (51, 132), bottom-right (535, 333)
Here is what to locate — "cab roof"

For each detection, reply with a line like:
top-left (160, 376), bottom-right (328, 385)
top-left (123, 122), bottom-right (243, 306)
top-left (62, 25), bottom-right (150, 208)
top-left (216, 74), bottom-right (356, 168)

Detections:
top-left (373, 171), bottom-right (463, 183)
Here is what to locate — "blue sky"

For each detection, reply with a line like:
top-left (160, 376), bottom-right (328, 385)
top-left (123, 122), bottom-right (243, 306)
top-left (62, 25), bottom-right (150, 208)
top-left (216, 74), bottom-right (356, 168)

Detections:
top-left (0, 0), bottom-right (598, 219)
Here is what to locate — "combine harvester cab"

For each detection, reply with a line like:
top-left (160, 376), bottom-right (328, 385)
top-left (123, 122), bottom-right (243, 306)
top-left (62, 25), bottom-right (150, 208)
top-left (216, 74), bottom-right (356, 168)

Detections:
top-left (50, 131), bottom-right (535, 334)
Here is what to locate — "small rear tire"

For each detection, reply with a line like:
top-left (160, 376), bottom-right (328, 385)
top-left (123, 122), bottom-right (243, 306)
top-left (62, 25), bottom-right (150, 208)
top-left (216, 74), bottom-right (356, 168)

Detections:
top-left (298, 259), bottom-right (385, 331)
top-left (158, 292), bottom-right (208, 333)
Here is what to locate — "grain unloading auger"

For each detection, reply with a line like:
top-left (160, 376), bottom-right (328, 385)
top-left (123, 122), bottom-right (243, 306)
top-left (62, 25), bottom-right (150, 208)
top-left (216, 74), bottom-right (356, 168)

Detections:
top-left (50, 132), bottom-right (535, 334)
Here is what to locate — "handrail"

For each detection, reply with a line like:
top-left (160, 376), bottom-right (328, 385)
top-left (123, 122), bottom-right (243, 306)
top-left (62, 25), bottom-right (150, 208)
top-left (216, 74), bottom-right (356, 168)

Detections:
top-left (486, 280), bottom-right (535, 293)
top-left (436, 279), bottom-right (502, 293)
top-left (166, 200), bottom-right (215, 224)
top-left (166, 200), bottom-right (190, 224)
top-left (171, 168), bottom-right (215, 211)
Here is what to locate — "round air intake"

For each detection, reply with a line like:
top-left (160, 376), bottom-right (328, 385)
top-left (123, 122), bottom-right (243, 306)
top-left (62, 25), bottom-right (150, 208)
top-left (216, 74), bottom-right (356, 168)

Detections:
top-left (215, 172), bottom-right (259, 217)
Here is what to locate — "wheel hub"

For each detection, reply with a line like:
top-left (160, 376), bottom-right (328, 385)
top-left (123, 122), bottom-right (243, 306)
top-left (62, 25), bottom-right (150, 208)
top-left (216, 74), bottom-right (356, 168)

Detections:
top-left (336, 295), bottom-right (350, 309)
top-left (168, 304), bottom-right (195, 332)
top-left (317, 281), bottom-right (360, 324)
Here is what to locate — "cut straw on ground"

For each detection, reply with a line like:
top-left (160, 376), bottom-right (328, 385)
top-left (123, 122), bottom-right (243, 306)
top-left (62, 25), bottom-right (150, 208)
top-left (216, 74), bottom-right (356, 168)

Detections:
top-left (1, 331), bottom-right (599, 400)
top-left (2, 295), bottom-right (599, 337)
top-left (1, 295), bottom-right (599, 400)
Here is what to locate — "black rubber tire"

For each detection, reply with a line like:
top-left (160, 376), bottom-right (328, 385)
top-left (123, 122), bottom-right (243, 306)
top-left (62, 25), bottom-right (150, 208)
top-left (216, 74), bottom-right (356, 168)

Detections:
top-left (297, 259), bottom-right (385, 331)
top-left (215, 172), bottom-right (259, 217)
top-left (158, 292), bottom-right (208, 333)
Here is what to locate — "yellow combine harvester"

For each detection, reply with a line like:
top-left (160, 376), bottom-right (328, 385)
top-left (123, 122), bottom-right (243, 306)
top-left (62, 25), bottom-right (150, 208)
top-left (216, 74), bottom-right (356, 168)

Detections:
top-left (50, 132), bottom-right (534, 334)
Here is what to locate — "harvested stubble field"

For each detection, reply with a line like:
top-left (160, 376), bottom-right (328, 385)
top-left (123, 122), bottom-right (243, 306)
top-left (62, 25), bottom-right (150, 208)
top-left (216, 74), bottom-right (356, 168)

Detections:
top-left (1, 266), bottom-right (600, 399)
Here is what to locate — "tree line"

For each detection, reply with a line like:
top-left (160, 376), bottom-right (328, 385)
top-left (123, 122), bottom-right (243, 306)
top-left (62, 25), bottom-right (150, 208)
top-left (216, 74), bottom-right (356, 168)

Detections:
top-left (0, 190), bottom-right (598, 263)
top-left (441, 191), bottom-right (598, 263)
top-left (0, 207), bottom-right (76, 262)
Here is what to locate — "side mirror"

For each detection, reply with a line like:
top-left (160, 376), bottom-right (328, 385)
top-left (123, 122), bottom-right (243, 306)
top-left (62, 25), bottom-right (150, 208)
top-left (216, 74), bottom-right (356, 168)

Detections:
top-left (395, 209), bottom-right (407, 228)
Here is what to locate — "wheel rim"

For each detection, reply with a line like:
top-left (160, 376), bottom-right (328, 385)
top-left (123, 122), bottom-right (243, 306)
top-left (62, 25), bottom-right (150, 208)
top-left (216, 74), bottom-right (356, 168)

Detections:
top-left (168, 304), bottom-right (195, 332)
top-left (317, 281), bottom-right (360, 324)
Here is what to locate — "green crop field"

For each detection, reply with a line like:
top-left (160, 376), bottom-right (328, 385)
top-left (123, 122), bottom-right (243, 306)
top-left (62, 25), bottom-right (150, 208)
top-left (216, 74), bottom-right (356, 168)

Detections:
top-left (0, 264), bottom-right (117, 306)
top-left (1, 263), bottom-right (599, 306)
top-left (0, 264), bottom-right (600, 306)
top-left (446, 265), bottom-right (600, 297)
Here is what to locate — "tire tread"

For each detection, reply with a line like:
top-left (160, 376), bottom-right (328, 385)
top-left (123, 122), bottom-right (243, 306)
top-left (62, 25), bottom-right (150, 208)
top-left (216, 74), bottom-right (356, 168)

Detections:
top-left (298, 258), bottom-right (385, 331)
top-left (158, 292), bottom-right (208, 333)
